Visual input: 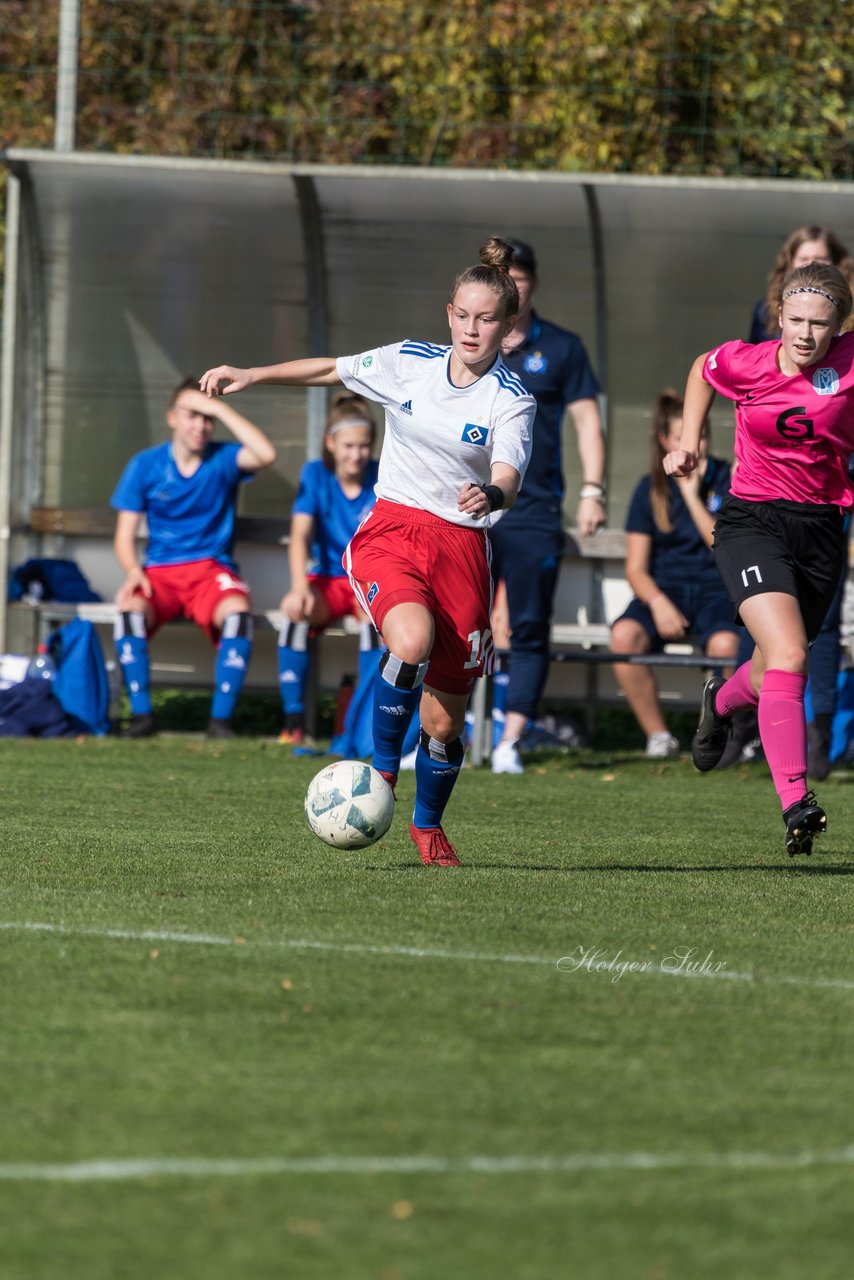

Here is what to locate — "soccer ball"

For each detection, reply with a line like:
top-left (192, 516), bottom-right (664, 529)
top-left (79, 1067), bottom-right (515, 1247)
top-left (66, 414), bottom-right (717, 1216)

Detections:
top-left (304, 760), bottom-right (395, 849)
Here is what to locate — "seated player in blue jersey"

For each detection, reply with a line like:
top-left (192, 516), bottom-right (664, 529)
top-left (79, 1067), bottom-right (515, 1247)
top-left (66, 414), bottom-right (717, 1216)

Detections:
top-left (110, 378), bottom-right (277, 738)
top-left (277, 392), bottom-right (381, 751)
top-left (610, 390), bottom-right (739, 757)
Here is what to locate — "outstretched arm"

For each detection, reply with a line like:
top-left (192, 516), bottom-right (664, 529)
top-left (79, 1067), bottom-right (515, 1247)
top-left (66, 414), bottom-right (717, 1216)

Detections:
top-left (199, 358), bottom-right (342, 397)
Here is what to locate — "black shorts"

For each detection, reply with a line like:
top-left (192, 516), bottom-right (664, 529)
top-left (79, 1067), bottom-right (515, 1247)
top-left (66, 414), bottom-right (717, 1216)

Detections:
top-left (713, 497), bottom-right (846, 642)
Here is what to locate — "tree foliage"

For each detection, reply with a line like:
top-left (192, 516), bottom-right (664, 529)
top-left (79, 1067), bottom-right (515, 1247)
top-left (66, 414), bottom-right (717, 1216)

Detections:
top-left (1, 0), bottom-right (853, 178)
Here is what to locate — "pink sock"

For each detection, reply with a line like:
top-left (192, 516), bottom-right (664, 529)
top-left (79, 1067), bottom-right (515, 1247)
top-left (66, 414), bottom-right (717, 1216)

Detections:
top-left (715, 661), bottom-right (759, 718)
top-left (757, 669), bottom-right (808, 811)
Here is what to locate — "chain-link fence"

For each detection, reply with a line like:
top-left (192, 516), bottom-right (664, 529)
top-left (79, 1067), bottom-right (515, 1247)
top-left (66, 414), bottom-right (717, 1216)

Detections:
top-left (3, 1), bottom-right (854, 179)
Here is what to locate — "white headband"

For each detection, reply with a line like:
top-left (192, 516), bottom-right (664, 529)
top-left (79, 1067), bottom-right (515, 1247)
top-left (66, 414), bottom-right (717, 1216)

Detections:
top-left (781, 285), bottom-right (843, 312)
top-left (327, 417), bottom-right (373, 435)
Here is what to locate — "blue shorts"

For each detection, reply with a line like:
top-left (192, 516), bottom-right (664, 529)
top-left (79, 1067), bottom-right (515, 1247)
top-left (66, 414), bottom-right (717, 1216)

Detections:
top-left (613, 580), bottom-right (738, 652)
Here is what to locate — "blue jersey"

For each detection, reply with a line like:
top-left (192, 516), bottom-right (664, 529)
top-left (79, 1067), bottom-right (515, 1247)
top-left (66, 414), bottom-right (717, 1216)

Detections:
top-left (110, 441), bottom-right (251, 569)
top-left (293, 458), bottom-right (379, 578)
top-left (497, 312), bottom-right (601, 526)
top-left (625, 456), bottom-right (732, 590)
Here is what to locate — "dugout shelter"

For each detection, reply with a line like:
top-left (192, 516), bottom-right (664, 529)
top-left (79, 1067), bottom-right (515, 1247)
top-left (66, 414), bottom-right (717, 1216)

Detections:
top-left (3, 151), bottom-right (854, 682)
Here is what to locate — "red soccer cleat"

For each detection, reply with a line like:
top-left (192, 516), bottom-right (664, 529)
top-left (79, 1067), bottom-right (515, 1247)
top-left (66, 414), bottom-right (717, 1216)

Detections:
top-left (377, 769), bottom-right (398, 800)
top-left (409, 822), bottom-right (461, 868)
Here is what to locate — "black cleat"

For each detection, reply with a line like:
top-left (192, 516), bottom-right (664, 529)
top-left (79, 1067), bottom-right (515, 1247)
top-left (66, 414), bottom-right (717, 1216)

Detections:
top-left (206, 718), bottom-right (236, 740)
top-left (691, 676), bottom-right (732, 772)
top-left (123, 712), bottom-right (157, 739)
top-left (782, 791), bottom-right (827, 857)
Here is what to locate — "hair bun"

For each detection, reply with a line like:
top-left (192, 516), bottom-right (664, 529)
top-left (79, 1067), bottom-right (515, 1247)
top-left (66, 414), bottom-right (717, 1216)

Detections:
top-left (479, 236), bottom-right (515, 274)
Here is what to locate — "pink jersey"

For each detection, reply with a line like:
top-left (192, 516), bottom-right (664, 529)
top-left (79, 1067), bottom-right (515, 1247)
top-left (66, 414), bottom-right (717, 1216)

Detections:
top-left (703, 334), bottom-right (854, 506)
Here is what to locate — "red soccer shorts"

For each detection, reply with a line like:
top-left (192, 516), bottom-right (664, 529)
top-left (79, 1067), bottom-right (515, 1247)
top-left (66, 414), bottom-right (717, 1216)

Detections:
top-left (145, 559), bottom-right (251, 642)
top-left (344, 499), bottom-right (494, 695)
top-left (307, 574), bottom-right (363, 631)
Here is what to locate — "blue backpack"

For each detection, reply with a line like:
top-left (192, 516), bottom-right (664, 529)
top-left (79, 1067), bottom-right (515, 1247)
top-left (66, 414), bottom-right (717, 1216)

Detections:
top-left (51, 618), bottom-right (111, 735)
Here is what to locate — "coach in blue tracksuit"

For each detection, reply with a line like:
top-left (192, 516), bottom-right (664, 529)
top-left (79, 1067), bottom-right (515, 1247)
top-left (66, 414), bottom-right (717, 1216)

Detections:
top-left (489, 239), bottom-right (606, 773)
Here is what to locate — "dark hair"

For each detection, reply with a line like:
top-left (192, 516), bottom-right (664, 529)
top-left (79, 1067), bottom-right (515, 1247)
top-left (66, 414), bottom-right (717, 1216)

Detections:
top-left (169, 376), bottom-right (204, 408)
top-left (505, 238), bottom-right (538, 275)
top-left (778, 261), bottom-right (854, 328)
top-left (321, 392), bottom-right (376, 470)
top-left (449, 236), bottom-right (519, 318)
top-left (763, 225), bottom-right (854, 337)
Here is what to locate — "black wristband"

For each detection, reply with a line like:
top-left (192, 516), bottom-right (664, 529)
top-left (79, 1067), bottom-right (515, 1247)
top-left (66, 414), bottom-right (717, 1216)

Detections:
top-left (480, 484), bottom-right (504, 512)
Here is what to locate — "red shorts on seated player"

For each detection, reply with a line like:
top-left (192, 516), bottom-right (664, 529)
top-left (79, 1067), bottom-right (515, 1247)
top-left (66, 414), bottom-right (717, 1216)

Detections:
top-left (144, 559), bottom-right (251, 642)
top-left (346, 499), bottom-right (493, 696)
top-left (307, 574), bottom-right (363, 634)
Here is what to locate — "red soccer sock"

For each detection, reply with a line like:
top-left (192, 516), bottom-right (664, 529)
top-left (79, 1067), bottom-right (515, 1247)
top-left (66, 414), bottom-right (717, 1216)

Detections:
top-left (757, 669), bottom-right (808, 811)
top-left (715, 660), bottom-right (759, 718)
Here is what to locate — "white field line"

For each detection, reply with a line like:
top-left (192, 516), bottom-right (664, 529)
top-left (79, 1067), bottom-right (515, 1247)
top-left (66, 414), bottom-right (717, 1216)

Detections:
top-left (1, 920), bottom-right (853, 993)
top-left (1, 1147), bottom-right (854, 1182)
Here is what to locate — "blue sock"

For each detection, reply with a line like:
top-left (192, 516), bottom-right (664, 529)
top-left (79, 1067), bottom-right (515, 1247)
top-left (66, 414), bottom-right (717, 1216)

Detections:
top-left (372, 650), bottom-right (427, 774)
top-left (114, 612), bottom-right (151, 715)
top-left (277, 622), bottom-right (310, 721)
top-left (492, 650), bottom-right (510, 748)
top-left (211, 614), bottom-right (253, 721)
top-left (413, 730), bottom-right (465, 828)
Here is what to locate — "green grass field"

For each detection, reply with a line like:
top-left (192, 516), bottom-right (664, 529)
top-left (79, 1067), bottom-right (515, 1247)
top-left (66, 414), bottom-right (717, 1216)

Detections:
top-left (2, 736), bottom-right (853, 1279)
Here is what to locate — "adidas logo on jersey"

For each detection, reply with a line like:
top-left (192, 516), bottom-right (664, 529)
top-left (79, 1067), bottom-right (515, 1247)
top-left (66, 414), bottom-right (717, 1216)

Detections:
top-left (399, 400), bottom-right (413, 415)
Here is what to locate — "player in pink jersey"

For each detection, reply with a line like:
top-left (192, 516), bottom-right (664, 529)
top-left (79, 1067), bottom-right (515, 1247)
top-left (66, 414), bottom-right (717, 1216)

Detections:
top-left (664, 262), bottom-right (854, 856)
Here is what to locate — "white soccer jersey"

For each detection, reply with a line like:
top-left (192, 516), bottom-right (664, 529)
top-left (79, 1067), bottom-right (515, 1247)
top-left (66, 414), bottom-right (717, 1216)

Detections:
top-left (336, 340), bottom-right (535, 528)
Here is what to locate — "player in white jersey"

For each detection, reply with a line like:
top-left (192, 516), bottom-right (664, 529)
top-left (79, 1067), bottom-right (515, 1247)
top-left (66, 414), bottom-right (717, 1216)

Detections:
top-left (336, 338), bottom-right (534, 526)
top-left (201, 237), bottom-right (535, 867)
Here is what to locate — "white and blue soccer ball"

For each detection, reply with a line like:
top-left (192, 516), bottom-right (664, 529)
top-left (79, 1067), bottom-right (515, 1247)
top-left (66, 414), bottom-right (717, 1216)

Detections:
top-left (304, 760), bottom-right (395, 849)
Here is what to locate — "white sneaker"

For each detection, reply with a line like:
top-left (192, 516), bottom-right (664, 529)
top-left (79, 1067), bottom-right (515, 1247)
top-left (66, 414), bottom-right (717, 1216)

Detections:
top-left (399, 747), bottom-right (418, 771)
top-left (645, 732), bottom-right (680, 759)
top-left (492, 739), bottom-right (524, 774)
